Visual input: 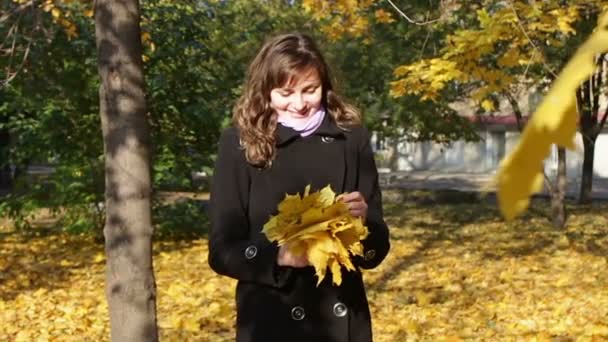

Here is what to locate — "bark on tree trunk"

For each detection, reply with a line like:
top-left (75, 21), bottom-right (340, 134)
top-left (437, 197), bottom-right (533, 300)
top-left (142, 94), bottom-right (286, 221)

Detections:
top-left (579, 137), bottom-right (595, 204)
top-left (94, 1), bottom-right (159, 341)
top-left (551, 147), bottom-right (567, 229)
top-left (576, 53), bottom-right (605, 205)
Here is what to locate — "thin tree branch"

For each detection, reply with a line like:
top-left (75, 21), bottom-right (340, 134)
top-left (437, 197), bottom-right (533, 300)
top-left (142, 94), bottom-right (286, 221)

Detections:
top-left (0, 0), bottom-right (39, 25)
top-left (0, 21), bottom-right (19, 54)
top-left (543, 170), bottom-right (555, 193)
top-left (385, 0), bottom-right (441, 26)
top-left (598, 56), bottom-right (608, 131)
top-left (576, 78), bottom-right (595, 145)
top-left (2, 38), bottom-right (32, 88)
top-left (418, 27), bottom-right (432, 59)
top-left (592, 53), bottom-right (605, 128)
top-left (507, 1), bottom-right (558, 78)
top-left (503, 90), bottom-right (523, 131)
top-left (1, 0), bottom-right (38, 88)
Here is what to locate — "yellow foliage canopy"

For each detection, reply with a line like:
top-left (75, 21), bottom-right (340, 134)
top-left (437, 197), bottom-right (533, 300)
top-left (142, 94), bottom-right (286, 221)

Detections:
top-left (301, 0), bottom-right (376, 39)
top-left (496, 12), bottom-right (608, 219)
top-left (390, 1), bottom-right (588, 110)
top-left (263, 185), bottom-right (368, 286)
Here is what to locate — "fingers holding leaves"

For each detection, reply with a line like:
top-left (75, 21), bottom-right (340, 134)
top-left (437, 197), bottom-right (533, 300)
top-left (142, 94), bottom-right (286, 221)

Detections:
top-left (338, 192), bottom-right (368, 221)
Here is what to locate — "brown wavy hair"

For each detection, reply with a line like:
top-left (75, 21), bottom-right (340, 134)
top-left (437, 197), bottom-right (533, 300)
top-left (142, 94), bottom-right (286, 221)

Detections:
top-left (233, 32), bottom-right (361, 167)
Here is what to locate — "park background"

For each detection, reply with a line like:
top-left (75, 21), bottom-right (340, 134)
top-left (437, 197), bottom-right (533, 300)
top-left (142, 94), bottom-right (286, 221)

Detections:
top-left (2, 0), bottom-right (608, 340)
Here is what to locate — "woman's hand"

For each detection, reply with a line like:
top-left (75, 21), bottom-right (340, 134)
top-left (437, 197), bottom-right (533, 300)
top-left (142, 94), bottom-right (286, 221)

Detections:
top-left (277, 244), bottom-right (309, 267)
top-left (338, 191), bottom-right (368, 222)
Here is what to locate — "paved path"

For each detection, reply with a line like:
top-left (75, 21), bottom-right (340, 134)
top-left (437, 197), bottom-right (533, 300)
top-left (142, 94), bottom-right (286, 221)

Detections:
top-left (379, 171), bottom-right (608, 200)
top-left (3, 168), bottom-right (607, 201)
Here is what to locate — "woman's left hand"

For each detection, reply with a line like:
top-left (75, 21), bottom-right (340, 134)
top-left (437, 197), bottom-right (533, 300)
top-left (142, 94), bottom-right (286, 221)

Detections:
top-left (338, 192), bottom-right (368, 222)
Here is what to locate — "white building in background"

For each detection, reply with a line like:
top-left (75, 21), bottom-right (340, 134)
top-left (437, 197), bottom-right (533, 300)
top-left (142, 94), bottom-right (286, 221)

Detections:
top-left (372, 115), bottom-right (608, 179)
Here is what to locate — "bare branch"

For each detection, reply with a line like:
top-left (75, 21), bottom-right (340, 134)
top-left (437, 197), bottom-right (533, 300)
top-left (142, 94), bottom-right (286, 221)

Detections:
top-left (0, 0), bottom-right (41, 88)
top-left (598, 55), bottom-right (608, 131)
top-left (0, 0), bottom-right (39, 25)
top-left (507, 1), bottom-right (558, 78)
top-left (418, 27), bottom-right (432, 59)
top-left (543, 171), bottom-right (554, 193)
top-left (2, 39), bottom-right (32, 88)
top-left (503, 90), bottom-right (523, 131)
top-left (385, 0), bottom-right (441, 26)
top-left (591, 56), bottom-right (602, 122)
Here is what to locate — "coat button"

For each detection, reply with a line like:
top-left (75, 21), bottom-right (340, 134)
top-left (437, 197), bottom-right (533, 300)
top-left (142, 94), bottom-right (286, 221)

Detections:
top-left (333, 302), bottom-right (347, 317)
top-left (244, 245), bottom-right (257, 259)
top-left (321, 136), bottom-right (334, 143)
top-left (291, 306), bottom-right (305, 321)
top-left (364, 249), bottom-right (376, 261)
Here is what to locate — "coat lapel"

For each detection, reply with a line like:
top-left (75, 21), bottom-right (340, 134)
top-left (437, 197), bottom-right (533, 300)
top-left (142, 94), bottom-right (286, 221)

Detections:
top-left (310, 115), bottom-right (347, 194)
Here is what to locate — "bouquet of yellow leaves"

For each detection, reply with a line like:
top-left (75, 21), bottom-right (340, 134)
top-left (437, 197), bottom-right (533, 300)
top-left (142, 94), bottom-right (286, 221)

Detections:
top-left (262, 185), bottom-right (369, 286)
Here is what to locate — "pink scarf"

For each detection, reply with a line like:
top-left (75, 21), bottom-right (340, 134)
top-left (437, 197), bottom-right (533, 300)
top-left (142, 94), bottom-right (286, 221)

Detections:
top-left (277, 108), bottom-right (326, 137)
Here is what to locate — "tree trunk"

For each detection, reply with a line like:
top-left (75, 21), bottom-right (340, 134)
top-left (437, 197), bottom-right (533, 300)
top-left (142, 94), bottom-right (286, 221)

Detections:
top-left (576, 53), bottom-right (605, 205)
top-left (551, 147), bottom-right (567, 229)
top-left (94, 1), bottom-right (159, 341)
top-left (579, 136), bottom-right (596, 204)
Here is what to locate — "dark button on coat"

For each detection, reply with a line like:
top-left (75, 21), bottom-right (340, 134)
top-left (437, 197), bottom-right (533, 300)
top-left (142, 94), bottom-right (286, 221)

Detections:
top-left (208, 114), bottom-right (391, 342)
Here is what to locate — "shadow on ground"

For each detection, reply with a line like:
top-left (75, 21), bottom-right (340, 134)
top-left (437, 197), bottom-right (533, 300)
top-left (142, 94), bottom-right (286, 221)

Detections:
top-left (371, 189), bottom-right (608, 291)
top-left (0, 195), bottom-right (211, 301)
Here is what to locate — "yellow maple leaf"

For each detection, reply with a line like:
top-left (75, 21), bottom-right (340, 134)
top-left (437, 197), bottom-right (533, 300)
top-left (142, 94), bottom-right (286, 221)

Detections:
top-left (51, 7), bottom-right (61, 19)
top-left (496, 12), bottom-right (608, 220)
top-left (374, 9), bottom-right (395, 24)
top-left (262, 185), bottom-right (369, 286)
top-left (481, 99), bottom-right (495, 112)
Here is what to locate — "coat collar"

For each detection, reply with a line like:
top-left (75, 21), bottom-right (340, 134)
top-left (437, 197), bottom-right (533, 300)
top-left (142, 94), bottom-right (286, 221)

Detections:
top-left (276, 113), bottom-right (344, 146)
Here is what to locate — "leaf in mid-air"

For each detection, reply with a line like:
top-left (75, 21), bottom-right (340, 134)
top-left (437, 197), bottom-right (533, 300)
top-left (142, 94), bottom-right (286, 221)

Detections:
top-left (496, 12), bottom-right (608, 220)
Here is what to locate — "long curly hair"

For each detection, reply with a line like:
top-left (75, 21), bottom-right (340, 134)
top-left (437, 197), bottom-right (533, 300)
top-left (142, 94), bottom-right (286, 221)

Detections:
top-left (233, 32), bottom-right (361, 167)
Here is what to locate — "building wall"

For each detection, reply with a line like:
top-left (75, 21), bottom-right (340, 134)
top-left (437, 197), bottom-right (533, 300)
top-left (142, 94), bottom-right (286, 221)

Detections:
top-left (372, 130), bottom-right (608, 178)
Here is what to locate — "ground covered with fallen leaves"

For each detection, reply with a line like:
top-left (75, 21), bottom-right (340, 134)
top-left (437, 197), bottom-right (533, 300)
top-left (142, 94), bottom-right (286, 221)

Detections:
top-left (1, 190), bottom-right (608, 341)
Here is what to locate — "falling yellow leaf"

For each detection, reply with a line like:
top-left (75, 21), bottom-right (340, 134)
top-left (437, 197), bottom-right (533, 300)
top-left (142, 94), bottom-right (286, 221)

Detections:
top-left (496, 12), bottom-right (608, 220)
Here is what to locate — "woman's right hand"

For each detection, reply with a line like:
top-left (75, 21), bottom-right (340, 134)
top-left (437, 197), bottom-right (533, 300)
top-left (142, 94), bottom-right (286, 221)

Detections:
top-left (277, 245), bottom-right (309, 267)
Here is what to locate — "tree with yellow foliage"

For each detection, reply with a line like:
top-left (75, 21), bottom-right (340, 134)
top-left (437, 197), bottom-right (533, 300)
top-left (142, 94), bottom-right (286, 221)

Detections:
top-left (303, 0), bottom-right (608, 224)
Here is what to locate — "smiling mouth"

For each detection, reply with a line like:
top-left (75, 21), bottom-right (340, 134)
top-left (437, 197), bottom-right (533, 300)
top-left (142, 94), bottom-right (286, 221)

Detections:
top-left (287, 112), bottom-right (308, 118)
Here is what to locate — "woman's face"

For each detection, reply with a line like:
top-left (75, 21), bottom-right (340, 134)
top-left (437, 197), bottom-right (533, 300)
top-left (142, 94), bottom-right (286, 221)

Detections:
top-left (270, 67), bottom-right (323, 121)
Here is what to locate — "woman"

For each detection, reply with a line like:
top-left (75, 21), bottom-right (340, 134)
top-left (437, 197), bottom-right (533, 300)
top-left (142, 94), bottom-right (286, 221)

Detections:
top-left (208, 32), bottom-right (390, 342)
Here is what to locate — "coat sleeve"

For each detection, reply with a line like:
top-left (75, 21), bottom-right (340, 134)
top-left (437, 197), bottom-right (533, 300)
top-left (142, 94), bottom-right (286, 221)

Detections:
top-left (207, 128), bottom-right (292, 287)
top-left (353, 128), bottom-right (390, 269)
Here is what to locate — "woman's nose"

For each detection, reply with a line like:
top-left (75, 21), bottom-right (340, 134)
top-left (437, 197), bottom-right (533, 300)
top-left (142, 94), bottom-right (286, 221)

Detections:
top-left (291, 93), bottom-right (305, 110)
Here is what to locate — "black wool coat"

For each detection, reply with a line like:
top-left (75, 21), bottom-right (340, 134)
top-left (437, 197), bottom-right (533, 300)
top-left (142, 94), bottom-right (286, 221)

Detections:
top-left (208, 114), bottom-right (391, 342)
